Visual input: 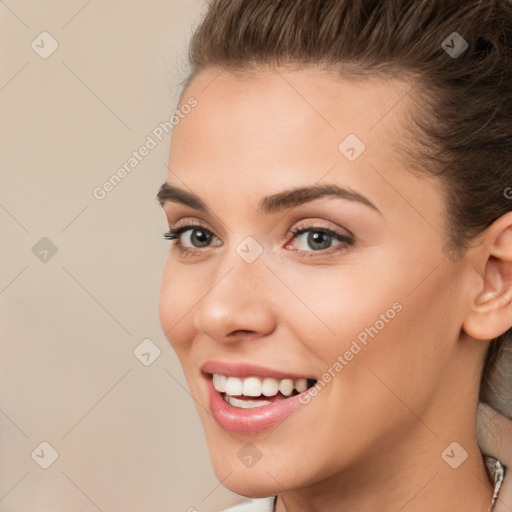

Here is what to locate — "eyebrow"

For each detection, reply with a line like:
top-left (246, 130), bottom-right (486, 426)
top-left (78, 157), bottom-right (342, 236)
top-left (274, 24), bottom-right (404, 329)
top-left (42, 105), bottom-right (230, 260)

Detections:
top-left (156, 182), bottom-right (381, 215)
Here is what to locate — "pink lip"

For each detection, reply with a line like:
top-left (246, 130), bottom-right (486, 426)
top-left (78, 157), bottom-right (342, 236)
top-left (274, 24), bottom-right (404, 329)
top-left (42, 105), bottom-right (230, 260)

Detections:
top-left (200, 360), bottom-right (316, 380)
top-left (204, 375), bottom-right (307, 434)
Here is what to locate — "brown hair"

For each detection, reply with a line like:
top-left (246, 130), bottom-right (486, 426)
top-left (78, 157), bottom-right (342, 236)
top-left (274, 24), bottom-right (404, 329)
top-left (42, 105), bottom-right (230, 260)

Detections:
top-left (181, 0), bottom-right (512, 416)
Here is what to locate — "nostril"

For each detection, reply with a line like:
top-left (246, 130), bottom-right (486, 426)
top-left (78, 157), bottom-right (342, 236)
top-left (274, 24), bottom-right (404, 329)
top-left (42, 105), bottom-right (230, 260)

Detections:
top-left (228, 329), bottom-right (257, 338)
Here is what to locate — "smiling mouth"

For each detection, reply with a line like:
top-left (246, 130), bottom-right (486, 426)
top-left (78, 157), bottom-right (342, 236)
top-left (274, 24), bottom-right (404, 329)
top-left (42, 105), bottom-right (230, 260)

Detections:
top-left (209, 373), bottom-right (318, 409)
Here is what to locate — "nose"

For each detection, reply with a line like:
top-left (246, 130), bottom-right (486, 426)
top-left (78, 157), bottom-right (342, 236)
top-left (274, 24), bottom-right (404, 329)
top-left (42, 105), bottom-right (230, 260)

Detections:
top-left (192, 250), bottom-right (277, 344)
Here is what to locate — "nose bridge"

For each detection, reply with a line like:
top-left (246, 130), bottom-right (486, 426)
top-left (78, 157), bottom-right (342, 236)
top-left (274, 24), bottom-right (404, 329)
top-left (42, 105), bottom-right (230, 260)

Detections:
top-left (193, 237), bottom-right (275, 340)
top-left (212, 233), bottom-right (269, 298)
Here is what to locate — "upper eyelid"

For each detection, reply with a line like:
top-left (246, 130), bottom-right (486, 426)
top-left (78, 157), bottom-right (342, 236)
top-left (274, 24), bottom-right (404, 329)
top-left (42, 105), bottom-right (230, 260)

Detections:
top-left (166, 212), bottom-right (354, 235)
top-left (289, 220), bottom-right (353, 237)
top-left (166, 221), bottom-right (354, 246)
top-left (171, 218), bottom-right (210, 230)
top-left (167, 219), bottom-right (350, 236)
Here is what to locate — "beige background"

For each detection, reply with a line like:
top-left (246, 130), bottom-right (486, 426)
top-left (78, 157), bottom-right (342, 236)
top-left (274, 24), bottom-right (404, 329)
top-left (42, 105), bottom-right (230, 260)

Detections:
top-left (0, 1), bottom-right (244, 510)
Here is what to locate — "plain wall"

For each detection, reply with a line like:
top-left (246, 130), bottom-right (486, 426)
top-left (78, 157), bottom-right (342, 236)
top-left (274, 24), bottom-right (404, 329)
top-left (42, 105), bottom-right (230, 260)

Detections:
top-left (0, 1), bottom-right (244, 510)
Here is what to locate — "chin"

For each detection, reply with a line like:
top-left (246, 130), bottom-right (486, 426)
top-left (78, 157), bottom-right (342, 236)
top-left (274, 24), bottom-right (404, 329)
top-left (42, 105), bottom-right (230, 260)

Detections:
top-left (211, 452), bottom-right (309, 500)
top-left (208, 456), bottom-right (277, 496)
top-left (219, 479), bottom-right (278, 500)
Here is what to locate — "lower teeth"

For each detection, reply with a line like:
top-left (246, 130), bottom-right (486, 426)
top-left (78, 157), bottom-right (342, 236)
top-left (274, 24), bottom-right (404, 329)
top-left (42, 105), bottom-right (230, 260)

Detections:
top-left (223, 394), bottom-right (272, 409)
top-left (221, 385), bottom-right (310, 409)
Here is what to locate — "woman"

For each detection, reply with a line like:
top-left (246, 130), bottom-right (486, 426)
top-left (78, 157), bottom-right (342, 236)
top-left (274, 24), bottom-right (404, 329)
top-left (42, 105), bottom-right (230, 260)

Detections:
top-left (157, 1), bottom-right (512, 510)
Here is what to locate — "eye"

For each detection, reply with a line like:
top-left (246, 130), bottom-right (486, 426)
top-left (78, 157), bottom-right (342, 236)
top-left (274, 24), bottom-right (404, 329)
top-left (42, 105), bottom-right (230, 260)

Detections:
top-left (163, 223), bottom-right (220, 254)
top-left (163, 221), bottom-right (354, 258)
top-left (285, 223), bottom-right (354, 257)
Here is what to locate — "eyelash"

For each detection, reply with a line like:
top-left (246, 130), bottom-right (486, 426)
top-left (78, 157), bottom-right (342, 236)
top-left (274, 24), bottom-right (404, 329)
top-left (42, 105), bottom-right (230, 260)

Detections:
top-left (163, 221), bottom-right (355, 258)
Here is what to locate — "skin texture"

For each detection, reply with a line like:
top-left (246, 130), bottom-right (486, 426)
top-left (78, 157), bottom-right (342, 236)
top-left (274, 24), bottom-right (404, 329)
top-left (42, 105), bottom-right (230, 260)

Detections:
top-left (159, 66), bottom-right (512, 511)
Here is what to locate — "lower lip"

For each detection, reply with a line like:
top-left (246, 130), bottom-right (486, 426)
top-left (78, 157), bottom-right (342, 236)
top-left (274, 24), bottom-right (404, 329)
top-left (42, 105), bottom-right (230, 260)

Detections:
top-left (206, 377), bottom-right (307, 434)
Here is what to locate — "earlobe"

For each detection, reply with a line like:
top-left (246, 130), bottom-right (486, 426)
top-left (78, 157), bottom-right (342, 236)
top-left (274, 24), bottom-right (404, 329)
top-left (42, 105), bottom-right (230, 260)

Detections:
top-left (463, 214), bottom-right (512, 341)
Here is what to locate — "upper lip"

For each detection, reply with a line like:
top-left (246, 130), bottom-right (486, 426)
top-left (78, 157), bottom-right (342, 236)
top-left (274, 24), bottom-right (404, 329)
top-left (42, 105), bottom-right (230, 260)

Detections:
top-left (201, 361), bottom-right (316, 381)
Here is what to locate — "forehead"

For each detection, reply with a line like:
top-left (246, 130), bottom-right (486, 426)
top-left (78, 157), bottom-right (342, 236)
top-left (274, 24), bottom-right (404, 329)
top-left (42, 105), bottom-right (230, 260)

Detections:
top-left (178, 65), bottom-right (413, 142)
top-left (171, 66), bottom-right (414, 167)
top-left (166, 66), bottom-right (441, 223)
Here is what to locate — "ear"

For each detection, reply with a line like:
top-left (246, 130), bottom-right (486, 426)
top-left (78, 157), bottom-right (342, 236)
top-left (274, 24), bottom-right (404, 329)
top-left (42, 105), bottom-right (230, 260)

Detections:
top-left (463, 211), bottom-right (512, 340)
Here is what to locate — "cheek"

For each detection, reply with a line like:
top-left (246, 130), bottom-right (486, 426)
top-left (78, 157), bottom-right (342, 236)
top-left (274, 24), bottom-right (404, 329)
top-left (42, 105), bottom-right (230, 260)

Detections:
top-left (281, 264), bottom-right (403, 359)
top-left (287, 258), bottom-right (456, 385)
top-left (158, 260), bottom-right (197, 352)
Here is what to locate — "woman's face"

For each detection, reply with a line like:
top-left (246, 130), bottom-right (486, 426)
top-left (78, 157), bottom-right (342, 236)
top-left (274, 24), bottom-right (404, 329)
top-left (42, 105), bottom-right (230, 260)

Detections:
top-left (158, 66), bottom-right (480, 497)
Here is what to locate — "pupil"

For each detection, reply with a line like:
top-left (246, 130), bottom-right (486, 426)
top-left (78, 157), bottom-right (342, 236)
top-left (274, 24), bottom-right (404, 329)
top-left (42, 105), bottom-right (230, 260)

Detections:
top-left (192, 229), bottom-right (210, 247)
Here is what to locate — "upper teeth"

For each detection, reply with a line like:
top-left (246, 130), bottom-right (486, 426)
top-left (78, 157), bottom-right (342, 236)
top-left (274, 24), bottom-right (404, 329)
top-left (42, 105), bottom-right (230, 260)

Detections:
top-left (212, 374), bottom-right (309, 397)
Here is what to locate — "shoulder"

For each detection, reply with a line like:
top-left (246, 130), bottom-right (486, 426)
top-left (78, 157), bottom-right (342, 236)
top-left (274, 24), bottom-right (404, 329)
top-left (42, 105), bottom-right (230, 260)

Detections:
top-left (216, 496), bottom-right (276, 512)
